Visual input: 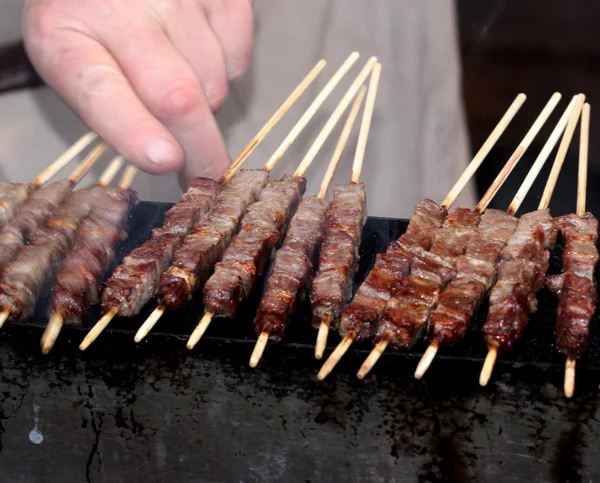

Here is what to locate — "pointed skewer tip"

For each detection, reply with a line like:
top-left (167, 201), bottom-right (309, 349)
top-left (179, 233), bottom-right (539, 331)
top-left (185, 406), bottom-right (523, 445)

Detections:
top-left (315, 314), bottom-right (331, 360)
top-left (187, 312), bottom-right (214, 350)
top-left (249, 331), bottom-right (270, 368)
top-left (357, 338), bottom-right (389, 379)
top-left (479, 344), bottom-right (498, 386)
top-left (564, 357), bottom-right (576, 398)
top-left (414, 338), bottom-right (440, 380)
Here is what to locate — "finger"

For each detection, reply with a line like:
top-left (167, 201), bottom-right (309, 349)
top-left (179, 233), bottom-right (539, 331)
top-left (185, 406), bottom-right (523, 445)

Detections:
top-left (203, 0), bottom-right (254, 80)
top-left (157, 3), bottom-right (229, 111)
top-left (99, 19), bottom-right (231, 180)
top-left (24, 30), bottom-right (185, 174)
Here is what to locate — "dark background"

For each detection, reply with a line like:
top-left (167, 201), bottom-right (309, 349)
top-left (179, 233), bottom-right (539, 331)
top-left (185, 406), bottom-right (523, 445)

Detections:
top-left (2, 1), bottom-right (600, 482)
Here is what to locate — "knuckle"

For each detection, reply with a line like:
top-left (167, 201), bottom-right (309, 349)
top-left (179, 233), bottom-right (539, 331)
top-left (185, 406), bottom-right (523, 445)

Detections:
top-left (154, 81), bottom-right (202, 119)
top-left (23, 1), bottom-right (61, 47)
top-left (75, 64), bottom-right (123, 110)
top-left (204, 80), bottom-right (229, 112)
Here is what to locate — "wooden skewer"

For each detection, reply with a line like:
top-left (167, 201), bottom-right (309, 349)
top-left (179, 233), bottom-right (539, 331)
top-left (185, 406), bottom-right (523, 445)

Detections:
top-left (249, 330), bottom-right (271, 368)
top-left (479, 343), bottom-right (498, 386)
top-left (320, 93), bottom-right (529, 380)
top-left (507, 96), bottom-right (578, 215)
top-left (262, 52), bottom-right (361, 174)
top-left (356, 338), bottom-right (389, 379)
top-left (479, 95), bottom-right (586, 387)
top-left (79, 307), bottom-right (117, 351)
top-left (441, 94), bottom-right (527, 209)
top-left (293, 57), bottom-right (377, 178)
top-left (221, 59), bottom-right (327, 183)
top-left (67, 142), bottom-right (108, 185)
top-left (475, 92), bottom-right (562, 213)
top-left (135, 60), bottom-right (358, 346)
top-left (416, 96), bottom-right (580, 379)
top-left (33, 132), bottom-right (98, 186)
top-left (187, 61), bottom-right (375, 352)
top-left (315, 313), bottom-right (331, 360)
top-left (539, 94), bottom-right (586, 210)
top-left (315, 66), bottom-right (382, 360)
top-left (317, 331), bottom-right (356, 380)
top-left (41, 159), bottom-right (134, 354)
top-left (351, 63), bottom-right (381, 184)
top-left (251, 87), bottom-right (368, 367)
top-left (564, 101), bottom-right (590, 399)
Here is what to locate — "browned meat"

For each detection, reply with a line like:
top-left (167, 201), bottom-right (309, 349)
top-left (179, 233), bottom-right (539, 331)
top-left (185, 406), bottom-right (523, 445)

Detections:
top-left (52, 188), bottom-right (137, 325)
top-left (203, 175), bottom-right (306, 318)
top-left (310, 183), bottom-right (367, 328)
top-left (547, 213), bottom-right (599, 358)
top-left (338, 199), bottom-right (447, 342)
top-left (0, 182), bottom-right (36, 228)
top-left (253, 196), bottom-right (328, 340)
top-left (375, 207), bottom-right (480, 348)
top-left (157, 169), bottom-right (269, 309)
top-left (430, 209), bottom-right (518, 345)
top-left (100, 175), bottom-right (221, 317)
top-left (482, 209), bottom-right (557, 351)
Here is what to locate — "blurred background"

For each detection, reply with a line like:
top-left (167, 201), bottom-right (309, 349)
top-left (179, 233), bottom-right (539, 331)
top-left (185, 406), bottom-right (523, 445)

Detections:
top-left (0, 0), bottom-right (597, 217)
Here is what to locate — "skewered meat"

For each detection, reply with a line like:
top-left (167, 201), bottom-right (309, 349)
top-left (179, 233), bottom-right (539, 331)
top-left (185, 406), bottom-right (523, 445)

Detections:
top-left (253, 196), bottom-right (328, 340)
top-left (482, 209), bottom-right (557, 351)
top-left (337, 199), bottom-right (446, 342)
top-left (429, 209), bottom-right (518, 345)
top-left (52, 188), bottom-right (137, 325)
top-left (375, 207), bottom-right (480, 348)
top-left (157, 169), bottom-right (269, 309)
top-left (0, 185), bottom-right (108, 320)
top-left (101, 176), bottom-right (221, 317)
top-left (202, 174), bottom-right (306, 318)
top-left (0, 182), bottom-right (36, 228)
top-left (547, 212), bottom-right (599, 357)
top-left (0, 179), bottom-right (73, 270)
top-left (310, 183), bottom-right (367, 328)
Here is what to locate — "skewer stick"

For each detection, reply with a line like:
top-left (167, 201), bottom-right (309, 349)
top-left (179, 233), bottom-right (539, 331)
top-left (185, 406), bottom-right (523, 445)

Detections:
top-left (415, 100), bottom-right (577, 378)
top-left (507, 96), bottom-right (578, 215)
top-left (33, 132), bottom-right (98, 186)
top-left (564, 102), bottom-right (590, 398)
top-left (320, 93), bottom-right (523, 380)
top-left (134, 305), bottom-right (165, 343)
top-left (294, 57), bottom-right (378, 178)
top-left (316, 66), bottom-right (382, 359)
top-left (221, 59), bottom-right (327, 183)
top-left (351, 63), bottom-right (381, 184)
top-left (41, 159), bottom-right (134, 354)
top-left (139, 66), bottom-right (348, 345)
top-left (119, 165), bottom-right (138, 190)
top-left (414, 338), bottom-right (440, 379)
top-left (475, 92), bottom-right (562, 213)
top-left (186, 311), bottom-right (214, 349)
top-left (98, 156), bottom-right (125, 186)
top-left (576, 103), bottom-right (590, 217)
top-left (441, 94), bottom-right (527, 209)
top-left (317, 332), bottom-right (356, 380)
top-left (480, 99), bottom-right (585, 384)
top-left (68, 142), bottom-right (108, 185)
top-left (263, 52), bottom-right (361, 173)
top-left (356, 338), bottom-right (389, 379)
top-left (249, 330), bottom-right (270, 368)
top-left (317, 87), bottom-right (366, 199)
top-left (250, 88), bottom-right (368, 367)
top-left (79, 308), bottom-right (118, 350)
top-left (0, 309), bottom-right (9, 330)
top-left (315, 314), bottom-right (331, 359)
top-left (539, 94), bottom-right (586, 210)
top-left (479, 342), bottom-right (498, 386)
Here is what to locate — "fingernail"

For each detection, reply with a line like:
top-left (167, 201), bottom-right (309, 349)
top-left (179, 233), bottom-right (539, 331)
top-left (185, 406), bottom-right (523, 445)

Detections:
top-left (145, 136), bottom-right (179, 166)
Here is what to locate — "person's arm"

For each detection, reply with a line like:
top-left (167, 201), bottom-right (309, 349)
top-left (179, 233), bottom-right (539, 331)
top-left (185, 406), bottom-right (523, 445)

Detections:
top-left (23, 0), bottom-right (253, 183)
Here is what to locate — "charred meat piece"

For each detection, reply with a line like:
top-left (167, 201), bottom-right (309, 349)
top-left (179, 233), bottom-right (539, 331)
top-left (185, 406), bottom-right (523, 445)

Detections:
top-left (100, 176), bottom-right (221, 317)
top-left (203, 175), bottom-right (306, 319)
top-left (547, 212), bottom-right (598, 358)
top-left (482, 209), bottom-right (557, 351)
top-left (338, 199), bottom-right (446, 342)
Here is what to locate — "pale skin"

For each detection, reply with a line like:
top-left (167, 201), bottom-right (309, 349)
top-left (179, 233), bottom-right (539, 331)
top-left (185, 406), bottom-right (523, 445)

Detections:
top-left (22, 0), bottom-right (254, 185)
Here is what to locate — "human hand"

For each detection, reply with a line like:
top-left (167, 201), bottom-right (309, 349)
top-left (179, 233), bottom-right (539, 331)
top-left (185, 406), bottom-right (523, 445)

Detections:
top-left (23, 0), bottom-right (253, 184)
